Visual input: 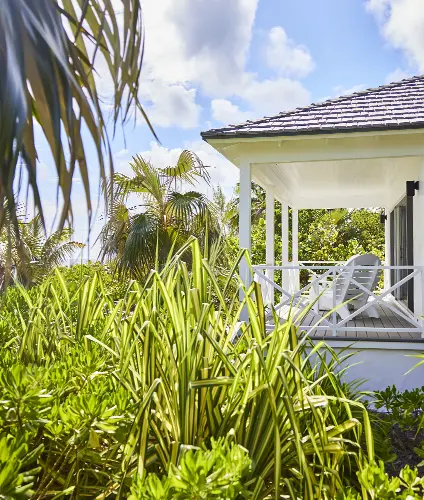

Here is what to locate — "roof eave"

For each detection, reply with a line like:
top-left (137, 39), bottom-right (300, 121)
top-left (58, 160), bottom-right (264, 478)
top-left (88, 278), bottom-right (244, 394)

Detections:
top-left (201, 123), bottom-right (424, 141)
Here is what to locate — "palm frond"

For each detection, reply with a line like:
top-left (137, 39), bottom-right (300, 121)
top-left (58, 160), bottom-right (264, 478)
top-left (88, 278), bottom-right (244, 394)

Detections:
top-left (118, 212), bottom-right (168, 277)
top-left (130, 156), bottom-right (165, 202)
top-left (100, 151), bottom-right (218, 276)
top-left (39, 240), bottom-right (84, 274)
top-left (0, 0), bottom-right (151, 235)
top-left (98, 200), bottom-right (131, 262)
top-left (165, 191), bottom-right (209, 228)
top-left (160, 150), bottom-right (211, 187)
top-left (41, 227), bottom-right (75, 260)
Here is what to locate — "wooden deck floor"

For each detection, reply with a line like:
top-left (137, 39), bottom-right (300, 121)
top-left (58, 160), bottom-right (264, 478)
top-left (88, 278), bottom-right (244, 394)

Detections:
top-left (271, 301), bottom-right (424, 342)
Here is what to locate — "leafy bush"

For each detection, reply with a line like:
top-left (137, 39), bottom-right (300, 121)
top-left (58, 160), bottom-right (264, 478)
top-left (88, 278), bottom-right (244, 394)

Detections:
top-left (339, 461), bottom-right (424, 499)
top-left (0, 239), bottom-right (374, 497)
top-left (373, 385), bottom-right (424, 471)
top-left (129, 437), bottom-right (251, 499)
top-left (0, 433), bottom-right (42, 499)
top-left (374, 385), bottom-right (424, 430)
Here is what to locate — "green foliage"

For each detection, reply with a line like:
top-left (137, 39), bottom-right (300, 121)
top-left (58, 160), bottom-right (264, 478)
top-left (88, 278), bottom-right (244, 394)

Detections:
top-left (129, 438), bottom-right (251, 499)
top-left (298, 208), bottom-right (385, 264)
top-left (339, 461), bottom-right (424, 499)
top-left (0, 239), bottom-right (375, 498)
top-left (374, 385), bottom-right (424, 430)
top-left (0, 433), bottom-right (42, 499)
top-left (373, 385), bottom-right (424, 468)
top-left (229, 182), bottom-right (385, 265)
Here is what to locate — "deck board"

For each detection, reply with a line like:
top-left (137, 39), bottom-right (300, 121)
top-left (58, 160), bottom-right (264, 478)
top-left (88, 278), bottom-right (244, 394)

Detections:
top-left (271, 300), bottom-right (423, 341)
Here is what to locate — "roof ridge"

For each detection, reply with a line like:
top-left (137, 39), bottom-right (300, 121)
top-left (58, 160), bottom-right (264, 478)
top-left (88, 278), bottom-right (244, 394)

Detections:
top-left (205, 74), bottom-right (423, 134)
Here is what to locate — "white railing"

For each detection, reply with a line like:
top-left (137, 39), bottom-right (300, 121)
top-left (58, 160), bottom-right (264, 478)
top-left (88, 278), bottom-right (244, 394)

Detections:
top-left (253, 264), bottom-right (424, 338)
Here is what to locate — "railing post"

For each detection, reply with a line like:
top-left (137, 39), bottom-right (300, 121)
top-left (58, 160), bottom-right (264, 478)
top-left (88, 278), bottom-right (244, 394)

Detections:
top-left (312, 275), bottom-right (319, 314)
top-left (332, 268), bottom-right (337, 336)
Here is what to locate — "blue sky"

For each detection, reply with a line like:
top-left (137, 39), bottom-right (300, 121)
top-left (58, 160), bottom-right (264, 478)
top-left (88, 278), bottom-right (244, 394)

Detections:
top-left (35, 0), bottom-right (424, 260)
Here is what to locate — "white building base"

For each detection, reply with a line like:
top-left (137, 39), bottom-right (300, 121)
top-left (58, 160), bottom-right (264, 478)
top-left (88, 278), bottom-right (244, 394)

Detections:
top-left (310, 340), bottom-right (424, 392)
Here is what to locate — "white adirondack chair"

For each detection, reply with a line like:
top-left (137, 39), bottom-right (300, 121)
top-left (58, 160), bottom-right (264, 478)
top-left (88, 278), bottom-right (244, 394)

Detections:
top-left (309, 254), bottom-right (382, 320)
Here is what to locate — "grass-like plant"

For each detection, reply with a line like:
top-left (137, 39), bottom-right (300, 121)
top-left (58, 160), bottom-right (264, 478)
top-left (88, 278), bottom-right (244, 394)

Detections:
top-left (0, 239), bottom-right (374, 498)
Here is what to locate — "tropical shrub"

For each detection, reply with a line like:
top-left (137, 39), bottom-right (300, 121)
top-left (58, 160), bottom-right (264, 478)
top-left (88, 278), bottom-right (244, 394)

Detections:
top-left (373, 385), bottom-right (424, 471)
top-left (374, 385), bottom-right (424, 430)
top-left (339, 461), bottom-right (424, 499)
top-left (128, 437), bottom-right (251, 499)
top-left (0, 239), bottom-right (375, 498)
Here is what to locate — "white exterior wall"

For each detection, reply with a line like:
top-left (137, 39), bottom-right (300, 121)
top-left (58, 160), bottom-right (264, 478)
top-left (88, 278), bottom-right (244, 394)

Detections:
top-left (308, 342), bottom-right (424, 392)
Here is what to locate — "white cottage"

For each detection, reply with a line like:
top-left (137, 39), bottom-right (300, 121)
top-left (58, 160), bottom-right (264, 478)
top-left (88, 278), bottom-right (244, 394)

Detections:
top-left (202, 75), bottom-right (424, 391)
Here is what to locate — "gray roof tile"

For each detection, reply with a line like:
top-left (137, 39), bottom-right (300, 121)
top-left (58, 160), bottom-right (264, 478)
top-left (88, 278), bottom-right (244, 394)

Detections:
top-left (201, 76), bottom-right (424, 139)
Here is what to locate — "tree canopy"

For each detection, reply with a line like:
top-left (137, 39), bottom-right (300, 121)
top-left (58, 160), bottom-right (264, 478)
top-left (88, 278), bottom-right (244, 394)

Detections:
top-left (99, 151), bottom-right (220, 278)
top-left (226, 183), bottom-right (385, 266)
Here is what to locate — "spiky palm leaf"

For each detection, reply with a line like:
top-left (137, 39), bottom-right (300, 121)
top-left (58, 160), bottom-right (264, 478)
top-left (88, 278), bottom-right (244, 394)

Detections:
top-left (118, 212), bottom-right (172, 277)
top-left (98, 193), bottom-right (132, 260)
top-left (160, 150), bottom-right (211, 187)
top-left (166, 191), bottom-right (209, 229)
top-left (0, 0), bottom-right (151, 235)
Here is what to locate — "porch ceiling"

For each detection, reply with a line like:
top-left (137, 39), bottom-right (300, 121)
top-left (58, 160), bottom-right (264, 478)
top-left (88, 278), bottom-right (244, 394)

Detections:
top-left (252, 156), bottom-right (423, 209)
top-left (206, 129), bottom-right (424, 210)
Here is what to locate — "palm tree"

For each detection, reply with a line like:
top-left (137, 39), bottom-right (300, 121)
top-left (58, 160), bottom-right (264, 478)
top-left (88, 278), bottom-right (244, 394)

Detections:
top-left (0, 214), bottom-right (84, 287)
top-left (0, 0), bottom-right (150, 236)
top-left (99, 151), bottom-right (219, 277)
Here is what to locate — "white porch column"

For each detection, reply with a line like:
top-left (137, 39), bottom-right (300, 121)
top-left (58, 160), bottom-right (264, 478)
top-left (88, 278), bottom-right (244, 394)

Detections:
top-left (384, 207), bottom-right (391, 290)
top-left (292, 208), bottom-right (298, 263)
top-left (292, 208), bottom-right (300, 292)
top-left (414, 159), bottom-right (424, 320)
top-left (281, 201), bottom-right (289, 292)
top-left (265, 190), bottom-right (275, 305)
top-left (239, 160), bottom-right (252, 298)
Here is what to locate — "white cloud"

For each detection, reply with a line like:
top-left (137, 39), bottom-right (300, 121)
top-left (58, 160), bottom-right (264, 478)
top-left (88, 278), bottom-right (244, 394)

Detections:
top-left (97, 0), bottom-right (259, 130)
top-left (211, 99), bottom-right (253, 124)
top-left (114, 149), bottom-right (129, 158)
top-left (141, 0), bottom-right (312, 120)
top-left (98, 1), bottom-right (314, 129)
top-left (385, 67), bottom-right (412, 83)
top-left (366, 0), bottom-right (424, 71)
top-left (139, 82), bottom-right (201, 129)
top-left (210, 78), bottom-right (310, 125)
top-left (242, 77), bottom-right (310, 116)
top-left (142, 0), bottom-right (259, 97)
top-left (333, 84), bottom-right (367, 96)
top-left (264, 27), bottom-right (315, 78)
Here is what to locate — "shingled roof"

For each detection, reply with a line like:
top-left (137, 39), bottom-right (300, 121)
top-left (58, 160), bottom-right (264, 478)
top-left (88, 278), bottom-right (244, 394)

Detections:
top-left (201, 75), bottom-right (424, 139)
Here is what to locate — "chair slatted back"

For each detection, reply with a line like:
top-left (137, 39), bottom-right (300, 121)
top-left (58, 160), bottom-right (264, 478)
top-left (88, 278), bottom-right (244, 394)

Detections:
top-left (334, 254), bottom-right (381, 309)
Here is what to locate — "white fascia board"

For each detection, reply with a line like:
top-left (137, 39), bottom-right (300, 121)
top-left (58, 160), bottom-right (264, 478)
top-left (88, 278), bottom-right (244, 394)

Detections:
top-left (204, 127), bottom-right (424, 146)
